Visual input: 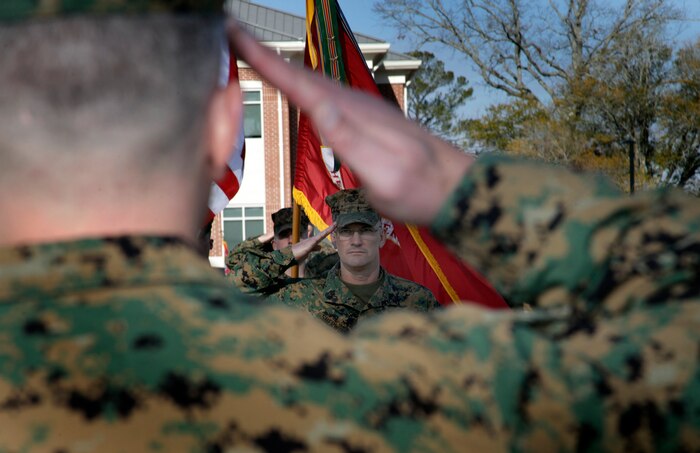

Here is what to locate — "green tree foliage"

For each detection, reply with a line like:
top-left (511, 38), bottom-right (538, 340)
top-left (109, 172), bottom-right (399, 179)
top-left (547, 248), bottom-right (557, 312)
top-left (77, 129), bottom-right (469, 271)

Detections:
top-left (465, 99), bottom-right (547, 153)
top-left (577, 29), bottom-right (671, 172)
top-left (655, 40), bottom-right (700, 194)
top-left (406, 50), bottom-right (473, 145)
top-left (467, 99), bottom-right (633, 187)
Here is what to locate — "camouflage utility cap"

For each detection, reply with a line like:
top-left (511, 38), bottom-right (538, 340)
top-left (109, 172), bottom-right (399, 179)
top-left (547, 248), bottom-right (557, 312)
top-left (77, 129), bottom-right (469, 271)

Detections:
top-left (326, 189), bottom-right (380, 228)
top-left (271, 207), bottom-right (309, 237)
top-left (0, 0), bottom-right (223, 22)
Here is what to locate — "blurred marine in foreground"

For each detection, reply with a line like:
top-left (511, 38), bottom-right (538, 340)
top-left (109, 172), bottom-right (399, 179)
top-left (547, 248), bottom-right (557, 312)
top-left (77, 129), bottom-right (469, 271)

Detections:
top-left (0, 1), bottom-right (698, 452)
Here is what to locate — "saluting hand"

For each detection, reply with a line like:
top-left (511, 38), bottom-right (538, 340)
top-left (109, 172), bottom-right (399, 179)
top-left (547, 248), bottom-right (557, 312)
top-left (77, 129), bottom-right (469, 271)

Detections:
top-left (291, 223), bottom-right (336, 262)
top-left (227, 21), bottom-right (474, 226)
top-left (256, 231), bottom-right (275, 244)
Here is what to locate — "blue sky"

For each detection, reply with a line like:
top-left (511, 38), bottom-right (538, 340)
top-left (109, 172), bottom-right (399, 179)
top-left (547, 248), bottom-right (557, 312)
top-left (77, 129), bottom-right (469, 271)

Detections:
top-left (250, 0), bottom-right (700, 117)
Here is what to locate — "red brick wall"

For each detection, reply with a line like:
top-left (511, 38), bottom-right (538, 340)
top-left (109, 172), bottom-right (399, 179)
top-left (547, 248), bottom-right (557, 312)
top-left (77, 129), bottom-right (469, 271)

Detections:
top-left (211, 215), bottom-right (223, 259)
top-left (391, 83), bottom-right (405, 110)
top-left (281, 92), bottom-right (293, 208)
top-left (377, 83), bottom-right (406, 111)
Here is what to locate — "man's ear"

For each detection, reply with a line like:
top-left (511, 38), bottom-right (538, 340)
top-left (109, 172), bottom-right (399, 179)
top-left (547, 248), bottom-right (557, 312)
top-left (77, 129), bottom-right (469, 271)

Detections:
top-left (205, 81), bottom-right (243, 180)
top-left (378, 225), bottom-right (387, 248)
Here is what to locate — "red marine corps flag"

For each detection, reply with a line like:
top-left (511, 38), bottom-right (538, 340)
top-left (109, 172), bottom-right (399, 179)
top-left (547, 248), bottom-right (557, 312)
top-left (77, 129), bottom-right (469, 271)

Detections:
top-left (205, 43), bottom-right (246, 223)
top-left (294, 0), bottom-right (507, 308)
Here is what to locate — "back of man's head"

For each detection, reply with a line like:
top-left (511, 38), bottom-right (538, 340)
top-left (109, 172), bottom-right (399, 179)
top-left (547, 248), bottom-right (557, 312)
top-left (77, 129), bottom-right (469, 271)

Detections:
top-left (0, 2), bottom-right (228, 244)
top-left (0, 0), bottom-right (221, 188)
top-left (0, 4), bottom-right (223, 175)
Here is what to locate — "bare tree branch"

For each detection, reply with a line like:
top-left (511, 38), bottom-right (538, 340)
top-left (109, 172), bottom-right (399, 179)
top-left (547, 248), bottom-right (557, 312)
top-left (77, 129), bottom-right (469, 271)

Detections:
top-left (374, 0), bottom-right (678, 105)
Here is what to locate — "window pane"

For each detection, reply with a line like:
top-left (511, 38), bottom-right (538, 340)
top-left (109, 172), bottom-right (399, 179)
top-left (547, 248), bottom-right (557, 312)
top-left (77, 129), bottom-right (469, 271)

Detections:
top-left (223, 220), bottom-right (243, 246)
top-left (246, 219), bottom-right (264, 239)
top-left (245, 207), bottom-right (264, 217)
top-left (224, 207), bottom-right (242, 218)
top-left (244, 104), bottom-right (262, 138)
top-left (244, 91), bottom-right (261, 102)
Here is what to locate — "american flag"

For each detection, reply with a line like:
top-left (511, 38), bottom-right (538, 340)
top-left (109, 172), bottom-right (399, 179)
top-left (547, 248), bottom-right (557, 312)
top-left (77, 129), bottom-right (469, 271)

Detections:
top-left (205, 43), bottom-right (246, 223)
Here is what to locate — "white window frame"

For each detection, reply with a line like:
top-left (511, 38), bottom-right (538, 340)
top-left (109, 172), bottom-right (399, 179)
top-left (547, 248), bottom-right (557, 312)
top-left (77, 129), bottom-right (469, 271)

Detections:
top-left (240, 81), bottom-right (263, 139)
top-left (221, 204), bottom-right (267, 249)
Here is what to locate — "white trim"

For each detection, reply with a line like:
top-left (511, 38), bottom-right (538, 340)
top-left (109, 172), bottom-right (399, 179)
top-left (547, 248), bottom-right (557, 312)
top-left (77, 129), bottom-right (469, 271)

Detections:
top-left (403, 85), bottom-right (408, 116)
top-left (380, 60), bottom-right (422, 71)
top-left (262, 41), bottom-right (305, 52)
top-left (240, 80), bottom-right (262, 89)
top-left (358, 43), bottom-right (390, 54)
top-left (258, 41), bottom-right (390, 60)
top-left (209, 256), bottom-right (225, 268)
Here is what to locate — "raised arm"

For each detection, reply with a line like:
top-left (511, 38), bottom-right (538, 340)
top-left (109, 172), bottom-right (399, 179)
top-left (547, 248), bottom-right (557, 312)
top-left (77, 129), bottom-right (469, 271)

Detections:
top-left (227, 224), bottom-right (335, 295)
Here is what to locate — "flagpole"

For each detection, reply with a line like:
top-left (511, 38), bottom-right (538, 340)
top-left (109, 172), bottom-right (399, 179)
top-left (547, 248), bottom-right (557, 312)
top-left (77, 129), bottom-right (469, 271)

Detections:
top-left (291, 202), bottom-right (301, 278)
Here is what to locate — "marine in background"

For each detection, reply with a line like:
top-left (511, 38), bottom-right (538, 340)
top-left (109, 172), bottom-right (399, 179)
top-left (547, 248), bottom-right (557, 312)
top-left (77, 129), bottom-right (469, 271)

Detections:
top-left (228, 189), bottom-right (440, 332)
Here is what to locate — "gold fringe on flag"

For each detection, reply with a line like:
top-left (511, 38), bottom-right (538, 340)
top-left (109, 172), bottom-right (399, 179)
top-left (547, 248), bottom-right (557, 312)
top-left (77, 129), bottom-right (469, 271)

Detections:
top-left (406, 224), bottom-right (462, 303)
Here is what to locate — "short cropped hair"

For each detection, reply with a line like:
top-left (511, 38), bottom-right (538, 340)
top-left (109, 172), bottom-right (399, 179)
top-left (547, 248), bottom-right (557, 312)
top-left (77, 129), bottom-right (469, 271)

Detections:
top-left (0, 14), bottom-right (223, 177)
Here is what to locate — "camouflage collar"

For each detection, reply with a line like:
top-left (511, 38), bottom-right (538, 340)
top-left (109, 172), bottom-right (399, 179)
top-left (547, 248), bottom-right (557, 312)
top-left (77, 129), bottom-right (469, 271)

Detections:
top-left (323, 266), bottom-right (403, 312)
top-left (0, 1), bottom-right (224, 22)
top-left (0, 236), bottom-right (225, 300)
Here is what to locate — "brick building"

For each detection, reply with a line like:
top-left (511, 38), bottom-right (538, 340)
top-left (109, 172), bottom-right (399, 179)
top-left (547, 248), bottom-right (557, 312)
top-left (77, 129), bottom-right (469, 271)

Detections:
top-left (210, 0), bottom-right (420, 267)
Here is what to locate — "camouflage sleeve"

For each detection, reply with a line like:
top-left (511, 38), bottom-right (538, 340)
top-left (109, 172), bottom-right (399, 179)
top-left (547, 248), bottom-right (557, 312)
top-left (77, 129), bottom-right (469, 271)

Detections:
top-left (304, 246), bottom-right (339, 278)
top-left (226, 242), bottom-right (297, 295)
top-left (348, 297), bottom-right (700, 452)
top-left (425, 289), bottom-right (441, 309)
top-left (225, 237), bottom-right (263, 271)
top-left (430, 154), bottom-right (700, 313)
top-left (410, 282), bottom-right (441, 310)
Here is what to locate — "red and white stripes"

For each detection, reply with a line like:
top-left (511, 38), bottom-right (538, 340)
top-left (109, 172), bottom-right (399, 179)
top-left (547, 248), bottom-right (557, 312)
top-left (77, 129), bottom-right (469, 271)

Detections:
top-left (206, 43), bottom-right (246, 223)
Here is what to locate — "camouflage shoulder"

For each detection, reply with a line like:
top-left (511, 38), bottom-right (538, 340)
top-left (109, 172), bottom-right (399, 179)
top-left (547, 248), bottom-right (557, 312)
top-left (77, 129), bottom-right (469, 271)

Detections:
top-left (428, 153), bottom-right (700, 312)
top-left (387, 273), bottom-right (434, 295)
top-left (267, 276), bottom-right (327, 307)
top-left (305, 250), bottom-right (339, 278)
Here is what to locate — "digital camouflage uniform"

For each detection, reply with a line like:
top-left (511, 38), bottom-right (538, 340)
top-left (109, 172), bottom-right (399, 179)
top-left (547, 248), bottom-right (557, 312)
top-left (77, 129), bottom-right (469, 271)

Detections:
top-left (1, 154), bottom-right (700, 451)
top-left (226, 236), bottom-right (338, 278)
top-left (229, 245), bottom-right (440, 332)
top-left (228, 189), bottom-right (441, 332)
top-left (225, 207), bottom-right (337, 280)
top-left (303, 241), bottom-right (339, 278)
top-left (270, 207), bottom-right (339, 279)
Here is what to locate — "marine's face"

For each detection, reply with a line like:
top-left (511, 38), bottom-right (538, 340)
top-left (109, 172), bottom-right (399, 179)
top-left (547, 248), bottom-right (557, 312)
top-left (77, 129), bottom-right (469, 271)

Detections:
top-left (273, 226), bottom-right (310, 250)
top-left (273, 230), bottom-right (292, 250)
top-left (334, 222), bottom-right (385, 271)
